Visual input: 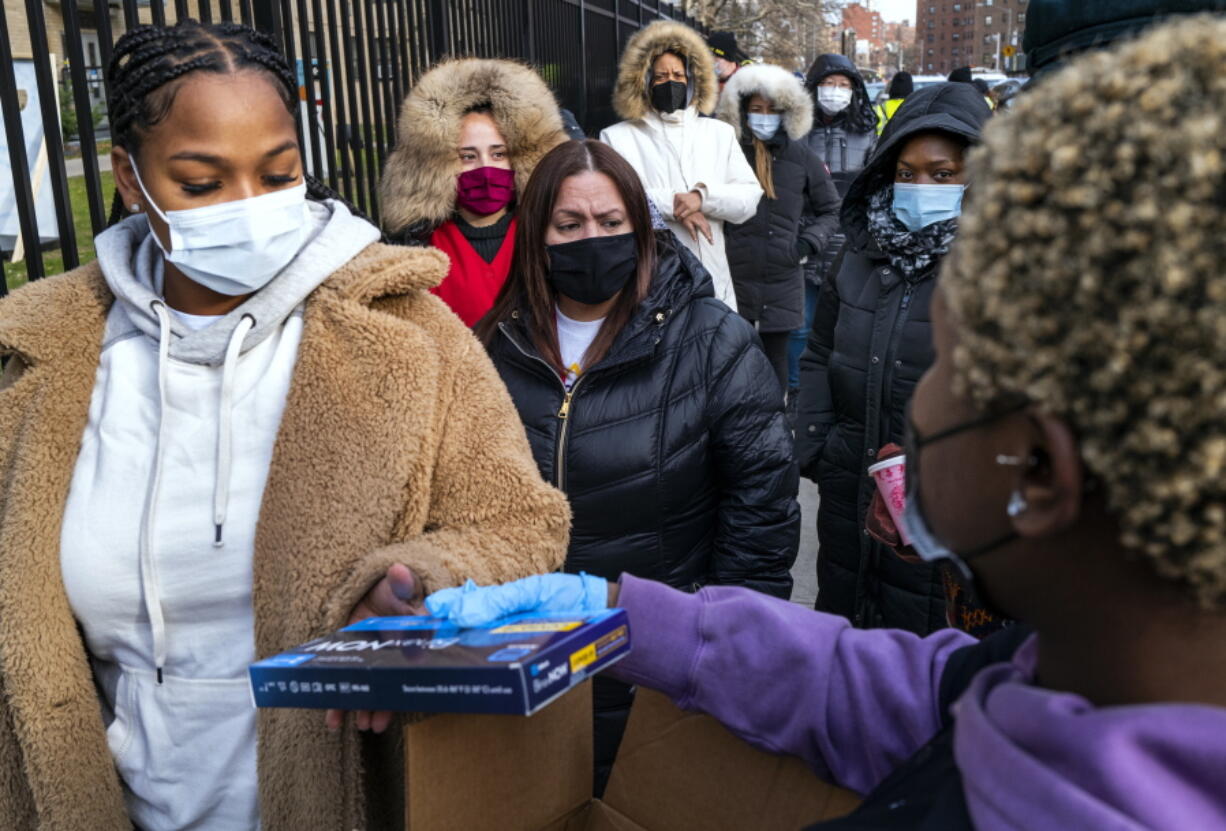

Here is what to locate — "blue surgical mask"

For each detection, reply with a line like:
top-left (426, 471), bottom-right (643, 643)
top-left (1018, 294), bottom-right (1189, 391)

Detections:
top-left (131, 159), bottom-right (310, 296)
top-left (746, 113), bottom-right (782, 141)
top-left (891, 183), bottom-right (966, 232)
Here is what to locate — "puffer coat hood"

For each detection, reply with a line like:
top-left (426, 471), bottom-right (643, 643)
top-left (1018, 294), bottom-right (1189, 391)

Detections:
top-left (715, 63), bottom-right (813, 141)
top-left (613, 21), bottom-right (719, 121)
top-left (841, 82), bottom-right (991, 253)
top-left (486, 235), bottom-right (797, 598)
top-left (804, 53), bottom-right (876, 135)
top-left (380, 58), bottom-right (567, 235)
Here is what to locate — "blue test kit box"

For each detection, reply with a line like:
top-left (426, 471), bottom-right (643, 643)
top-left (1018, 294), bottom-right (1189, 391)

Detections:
top-left (249, 609), bottom-right (631, 716)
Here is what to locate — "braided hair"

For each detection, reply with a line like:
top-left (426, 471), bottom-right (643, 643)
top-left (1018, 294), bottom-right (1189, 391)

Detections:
top-left (106, 19), bottom-right (365, 225)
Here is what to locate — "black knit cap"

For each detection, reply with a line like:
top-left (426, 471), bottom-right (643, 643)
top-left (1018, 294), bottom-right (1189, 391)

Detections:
top-left (707, 30), bottom-right (747, 63)
top-left (888, 71), bottom-right (913, 98)
top-left (948, 66), bottom-right (973, 83)
top-left (1023, 0), bottom-right (1226, 73)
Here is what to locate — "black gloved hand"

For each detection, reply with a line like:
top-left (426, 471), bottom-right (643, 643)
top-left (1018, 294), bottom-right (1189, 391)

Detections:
top-left (793, 238), bottom-right (817, 262)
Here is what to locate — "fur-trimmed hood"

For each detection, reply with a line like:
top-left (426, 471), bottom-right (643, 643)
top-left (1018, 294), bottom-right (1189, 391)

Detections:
top-left (715, 63), bottom-right (814, 142)
top-left (612, 21), bottom-right (718, 121)
top-left (380, 58), bottom-right (567, 234)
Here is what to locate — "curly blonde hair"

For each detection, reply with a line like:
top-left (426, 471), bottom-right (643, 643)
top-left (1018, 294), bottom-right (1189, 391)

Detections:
top-left (942, 16), bottom-right (1226, 607)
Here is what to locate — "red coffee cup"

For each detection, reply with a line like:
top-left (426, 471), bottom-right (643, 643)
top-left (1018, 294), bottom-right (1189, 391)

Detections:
top-left (867, 455), bottom-right (911, 546)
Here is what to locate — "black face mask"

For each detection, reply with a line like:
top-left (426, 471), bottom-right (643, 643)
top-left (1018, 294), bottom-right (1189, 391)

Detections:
top-left (546, 233), bottom-right (638, 305)
top-left (650, 80), bottom-right (688, 114)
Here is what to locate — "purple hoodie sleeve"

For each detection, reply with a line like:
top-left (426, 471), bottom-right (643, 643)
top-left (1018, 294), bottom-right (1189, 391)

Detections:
top-left (607, 574), bottom-right (976, 795)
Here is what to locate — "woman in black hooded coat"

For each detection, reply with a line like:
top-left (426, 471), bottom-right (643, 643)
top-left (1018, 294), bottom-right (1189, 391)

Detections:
top-left (786, 54), bottom-right (880, 407)
top-left (715, 63), bottom-right (841, 393)
top-left (795, 83), bottom-right (991, 635)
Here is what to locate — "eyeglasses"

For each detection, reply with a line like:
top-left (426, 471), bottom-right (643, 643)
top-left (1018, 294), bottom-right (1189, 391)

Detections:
top-left (902, 400), bottom-right (1029, 578)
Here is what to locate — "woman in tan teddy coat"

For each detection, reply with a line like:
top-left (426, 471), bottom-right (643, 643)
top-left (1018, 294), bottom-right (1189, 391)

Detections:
top-left (0, 20), bottom-right (568, 831)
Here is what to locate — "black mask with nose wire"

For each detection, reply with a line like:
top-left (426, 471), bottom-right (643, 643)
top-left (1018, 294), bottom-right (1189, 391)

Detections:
top-left (900, 400), bottom-right (1032, 612)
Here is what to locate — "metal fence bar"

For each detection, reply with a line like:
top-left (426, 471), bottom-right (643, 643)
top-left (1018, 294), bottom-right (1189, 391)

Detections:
top-left (95, 0), bottom-right (117, 87)
top-left (309, 0), bottom-right (338, 192)
top-left (240, 0), bottom-right (255, 25)
top-left (174, 0), bottom-right (190, 23)
top-left (292, 0), bottom-right (324, 184)
top-left (0, 0), bottom-right (35, 288)
top-left (338, 1), bottom-right (368, 213)
top-left (219, 0), bottom-right (234, 23)
top-left (122, 0), bottom-right (140, 29)
top-left (353, 0), bottom-right (385, 220)
top-left (60, 0), bottom-right (107, 237)
top-left (151, 0), bottom-right (167, 27)
top-left (23, 0), bottom-right (78, 270)
top-left (322, 0), bottom-right (353, 201)
top-left (349, 0), bottom-right (380, 218)
top-left (373, 0), bottom-right (398, 154)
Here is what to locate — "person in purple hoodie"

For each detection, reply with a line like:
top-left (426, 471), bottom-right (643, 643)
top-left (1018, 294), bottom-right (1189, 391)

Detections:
top-left (425, 17), bottom-right (1226, 830)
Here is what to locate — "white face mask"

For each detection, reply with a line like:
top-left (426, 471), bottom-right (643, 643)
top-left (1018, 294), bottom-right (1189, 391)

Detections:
top-left (131, 160), bottom-right (310, 296)
top-left (816, 86), bottom-right (853, 115)
top-left (746, 112), bottom-right (782, 141)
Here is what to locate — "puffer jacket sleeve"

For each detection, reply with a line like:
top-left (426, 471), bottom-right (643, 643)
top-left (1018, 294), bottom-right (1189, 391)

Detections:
top-left (325, 337), bottom-right (571, 622)
top-left (703, 310), bottom-right (799, 598)
top-left (796, 147), bottom-right (841, 258)
top-left (796, 268), bottom-right (842, 480)
top-left (696, 131), bottom-right (764, 225)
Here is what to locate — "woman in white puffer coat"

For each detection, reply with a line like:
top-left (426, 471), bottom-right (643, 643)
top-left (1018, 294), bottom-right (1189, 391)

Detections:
top-left (600, 21), bottom-right (762, 311)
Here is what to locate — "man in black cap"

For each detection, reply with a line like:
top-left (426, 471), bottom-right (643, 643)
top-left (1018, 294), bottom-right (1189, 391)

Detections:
top-left (948, 66), bottom-right (973, 83)
top-left (1023, 0), bottom-right (1226, 76)
top-left (707, 30), bottom-right (748, 91)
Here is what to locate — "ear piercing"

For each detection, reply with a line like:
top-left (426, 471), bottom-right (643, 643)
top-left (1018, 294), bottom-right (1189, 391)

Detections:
top-left (1006, 490), bottom-right (1029, 517)
top-left (130, 204), bottom-right (141, 212)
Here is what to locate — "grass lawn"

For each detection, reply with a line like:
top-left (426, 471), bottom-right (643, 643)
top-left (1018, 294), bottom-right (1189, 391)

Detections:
top-left (4, 170), bottom-right (115, 293)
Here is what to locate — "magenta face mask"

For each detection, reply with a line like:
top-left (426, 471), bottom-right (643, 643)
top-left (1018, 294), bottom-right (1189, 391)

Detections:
top-left (455, 166), bottom-right (515, 216)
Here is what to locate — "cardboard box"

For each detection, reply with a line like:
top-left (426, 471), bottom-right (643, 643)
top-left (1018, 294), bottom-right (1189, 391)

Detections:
top-left (402, 685), bottom-right (860, 830)
top-left (249, 610), bottom-right (629, 715)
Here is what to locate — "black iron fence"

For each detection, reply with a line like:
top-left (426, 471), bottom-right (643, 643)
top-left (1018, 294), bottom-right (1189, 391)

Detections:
top-left (1, 0), bottom-right (705, 287)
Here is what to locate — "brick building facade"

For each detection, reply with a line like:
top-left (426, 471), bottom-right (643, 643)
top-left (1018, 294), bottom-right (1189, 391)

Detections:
top-left (914, 0), bottom-right (1028, 76)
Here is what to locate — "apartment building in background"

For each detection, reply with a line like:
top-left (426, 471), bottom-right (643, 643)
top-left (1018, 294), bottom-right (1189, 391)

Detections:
top-left (915, 0), bottom-right (1028, 76)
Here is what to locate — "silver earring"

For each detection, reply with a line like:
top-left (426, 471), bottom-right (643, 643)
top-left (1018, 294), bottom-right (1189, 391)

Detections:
top-left (1006, 490), bottom-right (1028, 517)
top-left (130, 204), bottom-right (141, 212)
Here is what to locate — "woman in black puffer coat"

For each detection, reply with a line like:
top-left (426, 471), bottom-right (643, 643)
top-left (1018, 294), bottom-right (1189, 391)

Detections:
top-left (479, 139), bottom-right (798, 794)
top-left (716, 63), bottom-right (841, 394)
top-left (796, 83), bottom-right (991, 636)
top-left (786, 54), bottom-right (879, 407)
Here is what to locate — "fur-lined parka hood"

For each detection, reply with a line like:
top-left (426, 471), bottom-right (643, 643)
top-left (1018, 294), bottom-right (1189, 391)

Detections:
top-left (715, 63), bottom-right (814, 142)
top-left (380, 58), bottom-right (567, 234)
top-left (613, 21), bottom-right (718, 121)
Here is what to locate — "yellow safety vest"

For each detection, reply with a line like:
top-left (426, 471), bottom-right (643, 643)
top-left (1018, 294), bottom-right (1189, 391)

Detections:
top-left (875, 98), bottom-right (906, 135)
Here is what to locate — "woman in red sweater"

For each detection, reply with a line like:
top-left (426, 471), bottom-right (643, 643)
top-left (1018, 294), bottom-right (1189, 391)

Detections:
top-left (381, 59), bottom-right (569, 326)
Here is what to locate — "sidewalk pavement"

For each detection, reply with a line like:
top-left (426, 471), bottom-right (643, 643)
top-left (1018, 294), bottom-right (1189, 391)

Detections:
top-left (790, 477), bottom-right (819, 607)
top-left (65, 153), bottom-right (112, 178)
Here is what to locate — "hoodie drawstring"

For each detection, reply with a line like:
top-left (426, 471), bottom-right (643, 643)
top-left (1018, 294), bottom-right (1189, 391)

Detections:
top-left (143, 302), bottom-right (173, 684)
top-left (214, 315), bottom-right (254, 548)
top-left (141, 304), bottom-right (254, 684)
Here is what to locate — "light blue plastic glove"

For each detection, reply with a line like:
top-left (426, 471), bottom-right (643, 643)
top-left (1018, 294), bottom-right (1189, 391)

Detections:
top-left (425, 573), bottom-right (609, 629)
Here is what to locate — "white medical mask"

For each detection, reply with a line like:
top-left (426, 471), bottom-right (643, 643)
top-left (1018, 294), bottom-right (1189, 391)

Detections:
top-left (891, 183), bottom-right (966, 232)
top-left (131, 160), bottom-right (310, 296)
top-left (747, 113), bottom-right (782, 141)
top-left (816, 86), bottom-right (853, 115)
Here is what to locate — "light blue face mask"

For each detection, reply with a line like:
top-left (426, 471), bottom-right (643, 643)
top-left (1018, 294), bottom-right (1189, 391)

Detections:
top-left (746, 113), bottom-right (782, 142)
top-left (891, 183), bottom-right (966, 232)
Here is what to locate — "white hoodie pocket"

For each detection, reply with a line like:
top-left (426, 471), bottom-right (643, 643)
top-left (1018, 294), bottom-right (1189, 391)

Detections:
top-left (103, 668), bottom-right (138, 766)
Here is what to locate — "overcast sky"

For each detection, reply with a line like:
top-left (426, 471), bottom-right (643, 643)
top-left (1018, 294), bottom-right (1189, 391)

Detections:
top-left (868, 0), bottom-right (917, 23)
